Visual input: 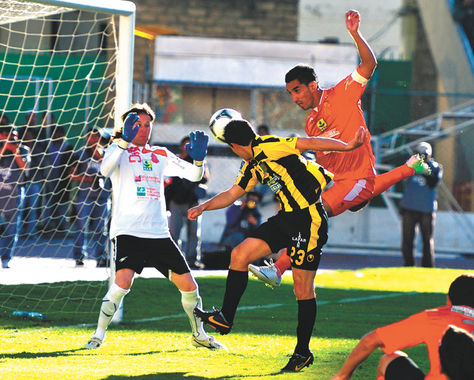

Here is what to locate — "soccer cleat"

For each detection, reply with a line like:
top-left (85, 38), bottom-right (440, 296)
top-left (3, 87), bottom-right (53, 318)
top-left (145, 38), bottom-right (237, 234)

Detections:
top-left (248, 260), bottom-right (282, 289)
top-left (84, 336), bottom-right (103, 349)
top-left (406, 154), bottom-right (431, 175)
top-left (193, 307), bottom-right (232, 335)
top-left (281, 352), bottom-right (314, 372)
top-left (75, 259), bottom-right (84, 267)
top-left (192, 333), bottom-right (228, 350)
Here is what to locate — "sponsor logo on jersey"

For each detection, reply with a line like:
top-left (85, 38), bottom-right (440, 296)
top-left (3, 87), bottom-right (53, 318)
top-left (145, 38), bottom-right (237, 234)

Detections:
top-left (135, 175), bottom-right (142, 182)
top-left (292, 232), bottom-right (307, 248)
top-left (143, 160), bottom-right (152, 171)
top-left (317, 118), bottom-right (327, 131)
top-left (137, 186), bottom-right (146, 196)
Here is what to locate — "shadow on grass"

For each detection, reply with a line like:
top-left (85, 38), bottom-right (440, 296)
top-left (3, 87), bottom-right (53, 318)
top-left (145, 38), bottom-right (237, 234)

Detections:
top-left (104, 370), bottom-right (282, 379)
top-left (0, 348), bottom-right (84, 359)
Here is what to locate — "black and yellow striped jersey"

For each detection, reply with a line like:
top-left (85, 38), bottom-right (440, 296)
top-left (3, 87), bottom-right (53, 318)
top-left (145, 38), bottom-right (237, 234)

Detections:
top-left (235, 135), bottom-right (334, 212)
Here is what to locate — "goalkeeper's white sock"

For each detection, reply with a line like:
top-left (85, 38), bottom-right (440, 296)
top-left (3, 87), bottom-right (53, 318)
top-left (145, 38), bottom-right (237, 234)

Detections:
top-left (94, 283), bottom-right (130, 341)
top-left (180, 288), bottom-right (207, 338)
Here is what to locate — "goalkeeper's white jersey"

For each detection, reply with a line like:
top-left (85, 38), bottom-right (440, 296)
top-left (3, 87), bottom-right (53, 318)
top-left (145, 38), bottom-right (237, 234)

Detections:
top-left (101, 142), bottom-right (204, 239)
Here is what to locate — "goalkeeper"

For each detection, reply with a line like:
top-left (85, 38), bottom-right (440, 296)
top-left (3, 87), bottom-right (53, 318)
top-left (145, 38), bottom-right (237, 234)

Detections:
top-left (85, 103), bottom-right (225, 350)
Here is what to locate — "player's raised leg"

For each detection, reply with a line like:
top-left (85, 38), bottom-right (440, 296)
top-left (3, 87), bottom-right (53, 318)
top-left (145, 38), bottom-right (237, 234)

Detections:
top-left (194, 237), bottom-right (272, 334)
top-left (371, 154), bottom-right (430, 198)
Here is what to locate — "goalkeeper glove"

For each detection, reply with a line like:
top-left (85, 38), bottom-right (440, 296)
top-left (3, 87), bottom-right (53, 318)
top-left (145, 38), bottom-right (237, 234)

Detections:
top-left (186, 131), bottom-right (209, 164)
top-left (122, 112), bottom-right (140, 143)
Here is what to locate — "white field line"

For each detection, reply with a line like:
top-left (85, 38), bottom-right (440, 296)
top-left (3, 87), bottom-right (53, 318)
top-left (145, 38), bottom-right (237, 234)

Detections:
top-left (6, 291), bottom-right (417, 335)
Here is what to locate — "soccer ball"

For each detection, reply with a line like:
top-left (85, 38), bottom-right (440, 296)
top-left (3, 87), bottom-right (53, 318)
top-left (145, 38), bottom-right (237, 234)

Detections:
top-left (209, 108), bottom-right (242, 143)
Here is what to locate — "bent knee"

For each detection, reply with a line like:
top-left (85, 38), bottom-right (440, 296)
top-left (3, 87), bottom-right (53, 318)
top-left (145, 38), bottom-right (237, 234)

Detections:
top-left (377, 351), bottom-right (406, 376)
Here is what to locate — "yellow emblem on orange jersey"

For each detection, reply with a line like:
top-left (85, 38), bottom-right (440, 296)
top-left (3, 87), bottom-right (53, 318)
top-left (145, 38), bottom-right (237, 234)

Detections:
top-left (317, 118), bottom-right (327, 131)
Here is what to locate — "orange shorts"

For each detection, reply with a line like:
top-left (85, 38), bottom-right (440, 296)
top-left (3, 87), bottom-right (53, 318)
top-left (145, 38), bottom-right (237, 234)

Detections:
top-left (322, 178), bottom-right (375, 216)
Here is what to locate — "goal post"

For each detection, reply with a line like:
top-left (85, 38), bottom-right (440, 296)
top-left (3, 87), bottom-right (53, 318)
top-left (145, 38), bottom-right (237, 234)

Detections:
top-left (0, 0), bottom-right (135, 323)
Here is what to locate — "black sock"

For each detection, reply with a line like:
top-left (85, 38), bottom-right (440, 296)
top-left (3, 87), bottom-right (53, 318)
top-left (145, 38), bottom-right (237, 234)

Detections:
top-left (294, 298), bottom-right (317, 356)
top-left (221, 269), bottom-right (248, 323)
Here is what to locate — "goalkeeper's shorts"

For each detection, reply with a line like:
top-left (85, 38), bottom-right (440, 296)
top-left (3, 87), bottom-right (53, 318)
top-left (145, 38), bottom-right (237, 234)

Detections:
top-left (113, 235), bottom-right (190, 277)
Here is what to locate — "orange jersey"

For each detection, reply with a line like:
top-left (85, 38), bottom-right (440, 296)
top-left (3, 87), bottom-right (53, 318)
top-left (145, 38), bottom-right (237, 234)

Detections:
top-left (305, 70), bottom-right (376, 181)
top-left (375, 305), bottom-right (474, 380)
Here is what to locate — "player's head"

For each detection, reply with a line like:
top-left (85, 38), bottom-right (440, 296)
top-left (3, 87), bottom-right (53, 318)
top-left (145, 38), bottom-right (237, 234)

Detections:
top-left (448, 274), bottom-right (474, 307)
top-left (439, 325), bottom-right (474, 380)
top-left (415, 142), bottom-right (432, 160)
top-left (285, 64), bottom-right (320, 110)
top-left (285, 64), bottom-right (318, 85)
top-left (121, 103), bottom-right (155, 145)
top-left (224, 119), bottom-right (256, 160)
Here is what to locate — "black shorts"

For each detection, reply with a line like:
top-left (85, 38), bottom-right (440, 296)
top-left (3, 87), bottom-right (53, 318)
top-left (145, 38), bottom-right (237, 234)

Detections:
top-left (385, 356), bottom-right (425, 380)
top-left (113, 235), bottom-right (190, 278)
top-left (248, 203), bottom-right (327, 270)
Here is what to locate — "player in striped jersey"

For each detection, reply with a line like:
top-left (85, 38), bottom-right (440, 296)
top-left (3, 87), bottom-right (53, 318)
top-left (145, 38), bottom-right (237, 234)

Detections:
top-left (190, 119), bottom-right (366, 371)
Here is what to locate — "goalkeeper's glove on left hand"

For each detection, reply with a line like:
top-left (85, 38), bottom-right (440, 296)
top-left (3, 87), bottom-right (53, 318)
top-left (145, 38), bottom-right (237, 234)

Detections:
top-left (186, 131), bottom-right (209, 164)
top-left (122, 112), bottom-right (140, 143)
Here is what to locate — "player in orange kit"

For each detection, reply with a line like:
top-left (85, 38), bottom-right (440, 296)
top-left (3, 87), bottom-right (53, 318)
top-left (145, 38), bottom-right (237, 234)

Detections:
top-left (330, 273), bottom-right (474, 380)
top-left (249, 9), bottom-right (430, 287)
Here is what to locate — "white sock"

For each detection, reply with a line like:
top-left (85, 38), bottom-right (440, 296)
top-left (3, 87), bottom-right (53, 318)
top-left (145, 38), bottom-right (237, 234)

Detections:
top-left (180, 288), bottom-right (207, 338)
top-left (94, 283), bottom-right (130, 341)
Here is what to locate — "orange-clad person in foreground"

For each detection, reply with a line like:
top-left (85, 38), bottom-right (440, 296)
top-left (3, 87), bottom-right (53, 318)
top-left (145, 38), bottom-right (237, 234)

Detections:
top-left (330, 274), bottom-right (474, 380)
top-left (249, 9), bottom-right (430, 288)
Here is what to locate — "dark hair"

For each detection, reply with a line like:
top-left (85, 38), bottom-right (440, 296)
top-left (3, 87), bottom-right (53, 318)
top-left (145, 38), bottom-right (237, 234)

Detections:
top-left (285, 64), bottom-right (318, 85)
top-left (439, 325), bottom-right (474, 380)
top-left (0, 113), bottom-right (11, 126)
top-left (0, 124), bottom-right (14, 136)
top-left (257, 124), bottom-right (270, 135)
top-left (121, 103), bottom-right (155, 123)
top-left (448, 274), bottom-right (474, 307)
top-left (224, 119), bottom-right (256, 146)
top-left (180, 135), bottom-right (190, 145)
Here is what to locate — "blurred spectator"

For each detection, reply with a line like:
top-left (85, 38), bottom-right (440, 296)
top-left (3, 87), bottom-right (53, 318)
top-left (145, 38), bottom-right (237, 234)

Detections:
top-left (165, 135), bottom-right (209, 268)
top-left (220, 191), bottom-right (262, 250)
top-left (453, 0), bottom-right (474, 50)
top-left (439, 325), bottom-right (474, 380)
top-left (256, 124), bottom-right (270, 136)
top-left (70, 128), bottom-right (111, 267)
top-left (0, 113), bottom-right (11, 126)
top-left (19, 111), bottom-right (51, 235)
top-left (399, 142), bottom-right (443, 267)
top-left (0, 124), bottom-right (29, 268)
top-left (43, 125), bottom-right (78, 233)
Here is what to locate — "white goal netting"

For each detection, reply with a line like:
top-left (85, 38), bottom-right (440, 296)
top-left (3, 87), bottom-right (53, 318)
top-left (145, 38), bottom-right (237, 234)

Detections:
top-left (0, 0), bottom-right (123, 322)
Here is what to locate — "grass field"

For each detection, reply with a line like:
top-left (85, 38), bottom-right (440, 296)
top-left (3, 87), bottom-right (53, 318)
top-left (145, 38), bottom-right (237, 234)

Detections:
top-left (0, 267), bottom-right (469, 379)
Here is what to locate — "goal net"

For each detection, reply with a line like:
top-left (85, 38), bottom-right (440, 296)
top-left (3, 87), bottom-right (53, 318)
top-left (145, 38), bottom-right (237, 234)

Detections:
top-left (0, 0), bottom-right (134, 324)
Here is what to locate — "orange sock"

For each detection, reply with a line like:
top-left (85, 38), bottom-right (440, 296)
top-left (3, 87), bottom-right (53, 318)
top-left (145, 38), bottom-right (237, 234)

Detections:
top-left (373, 164), bottom-right (414, 197)
top-left (274, 250), bottom-right (291, 276)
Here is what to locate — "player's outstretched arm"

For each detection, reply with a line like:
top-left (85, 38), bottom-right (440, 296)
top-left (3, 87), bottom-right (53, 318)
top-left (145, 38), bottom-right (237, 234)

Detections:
top-left (296, 126), bottom-right (366, 153)
top-left (188, 184), bottom-right (245, 221)
top-left (330, 330), bottom-right (383, 380)
top-left (186, 130), bottom-right (209, 167)
top-left (346, 9), bottom-right (377, 80)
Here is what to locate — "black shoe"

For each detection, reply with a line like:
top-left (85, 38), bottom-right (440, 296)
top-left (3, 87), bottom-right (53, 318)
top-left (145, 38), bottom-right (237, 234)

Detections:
top-left (193, 307), bottom-right (232, 335)
top-left (281, 352), bottom-right (314, 372)
top-left (75, 259), bottom-right (84, 267)
top-left (2, 261), bottom-right (10, 269)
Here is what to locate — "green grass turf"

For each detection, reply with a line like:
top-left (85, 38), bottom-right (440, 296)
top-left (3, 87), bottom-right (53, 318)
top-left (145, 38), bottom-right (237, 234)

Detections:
top-left (0, 267), bottom-right (469, 379)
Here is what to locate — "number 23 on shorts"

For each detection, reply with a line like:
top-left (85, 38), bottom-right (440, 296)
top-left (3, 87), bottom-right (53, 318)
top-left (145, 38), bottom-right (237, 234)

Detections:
top-left (289, 246), bottom-right (306, 266)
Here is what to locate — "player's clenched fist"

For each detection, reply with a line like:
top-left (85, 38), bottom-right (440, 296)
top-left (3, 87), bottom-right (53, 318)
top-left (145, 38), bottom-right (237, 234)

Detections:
top-left (345, 9), bottom-right (360, 33)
